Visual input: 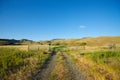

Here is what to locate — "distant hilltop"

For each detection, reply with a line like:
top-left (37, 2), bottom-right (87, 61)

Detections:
top-left (38, 36), bottom-right (120, 46)
top-left (0, 36), bottom-right (120, 46)
top-left (0, 39), bottom-right (33, 45)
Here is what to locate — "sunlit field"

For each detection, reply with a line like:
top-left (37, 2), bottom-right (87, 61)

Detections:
top-left (1, 0), bottom-right (120, 79)
top-left (0, 37), bottom-right (120, 80)
top-left (0, 47), bottom-right (50, 80)
top-left (67, 47), bottom-right (120, 80)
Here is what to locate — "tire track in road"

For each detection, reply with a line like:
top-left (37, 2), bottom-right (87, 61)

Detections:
top-left (62, 52), bottom-right (87, 80)
top-left (33, 54), bottom-right (58, 80)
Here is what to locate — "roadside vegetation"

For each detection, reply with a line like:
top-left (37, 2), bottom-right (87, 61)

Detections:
top-left (0, 47), bottom-right (51, 80)
top-left (0, 36), bottom-right (120, 80)
top-left (67, 49), bottom-right (120, 80)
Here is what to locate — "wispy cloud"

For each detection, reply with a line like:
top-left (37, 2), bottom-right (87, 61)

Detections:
top-left (80, 25), bottom-right (86, 29)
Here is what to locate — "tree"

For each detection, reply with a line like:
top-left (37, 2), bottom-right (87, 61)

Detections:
top-left (80, 42), bottom-right (87, 50)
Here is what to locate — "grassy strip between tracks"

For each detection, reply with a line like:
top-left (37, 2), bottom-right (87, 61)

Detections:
top-left (50, 52), bottom-right (72, 80)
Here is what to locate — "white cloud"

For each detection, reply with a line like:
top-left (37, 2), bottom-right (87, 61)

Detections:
top-left (80, 25), bottom-right (86, 29)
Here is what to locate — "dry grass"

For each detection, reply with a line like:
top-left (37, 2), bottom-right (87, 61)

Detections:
top-left (0, 45), bottom-right (49, 51)
top-left (0, 47), bottom-right (50, 80)
top-left (0, 45), bottom-right (28, 51)
top-left (51, 36), bottom-right (120, 46)
top-left (67, 49), bottom-right (120, 80)
top-left (50, 52), bottom-right (71, 80)
top-left (7, 57), bottom-right (38, 80)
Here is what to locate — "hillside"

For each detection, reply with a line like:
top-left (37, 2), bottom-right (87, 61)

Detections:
top-left (47, 36), bottom-right (120, 46)
top-left (79, 36), bottom-right (120, 46)
top-left (1, 36), bottom-right (120, 46)
top-left (0, 39), bottom-right (33, 45)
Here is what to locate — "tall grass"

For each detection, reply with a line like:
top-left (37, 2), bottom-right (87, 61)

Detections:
top-left (0, 47), bottom-right (51, 80)
top-left (0, 48), bottom-right (35, 79)
top-left (67, 50), bottom-right (120, 80)
top-left (92, 51), bottom-right (119, 61)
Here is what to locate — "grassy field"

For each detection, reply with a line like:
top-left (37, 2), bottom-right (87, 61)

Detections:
top-left (67, 48), bottom-right (120, 80)
top-left (0, 45), bottom-right (28, 51)
top-left (0, 37), bottom-right (120, 80)
top-left (0, 47), bottom-right (51, 80)
top-left (0, 45), bottom-right (49, 51)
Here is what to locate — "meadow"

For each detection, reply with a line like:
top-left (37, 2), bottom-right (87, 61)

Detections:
top-left (0, 36), bottom-right (120, 80)
top-left (67, 48), bottom-right (120, 80)
top-left (0, 46), bottom-right (50, 80)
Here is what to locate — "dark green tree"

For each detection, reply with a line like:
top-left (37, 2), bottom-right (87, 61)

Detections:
top-left (80, 42), bottom-right (87, 50)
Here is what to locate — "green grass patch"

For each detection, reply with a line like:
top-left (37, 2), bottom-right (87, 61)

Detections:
top-left (88, 51), bottom-right (120, 63)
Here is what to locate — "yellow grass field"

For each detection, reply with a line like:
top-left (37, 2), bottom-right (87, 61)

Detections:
top-left (0, 45), bottom-right (49, 51)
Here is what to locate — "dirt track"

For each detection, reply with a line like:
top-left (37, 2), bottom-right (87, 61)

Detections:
top-left (33, 54), bottom-right (58, 80)
top-left (32, 52), bottom-right (86, 80)
top-left (62, 53), bottom-right (87, 80)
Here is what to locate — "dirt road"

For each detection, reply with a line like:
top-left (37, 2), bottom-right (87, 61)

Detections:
top-left (33, 54), bottom-right (58, 80)
top-left (32, 52), bottom-right (86, 80)
top-left (62, 52), bottom-right (87, 80)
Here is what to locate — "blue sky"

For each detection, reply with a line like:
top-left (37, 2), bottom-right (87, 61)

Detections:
top-left (0, 0), bottom-right (120, 41)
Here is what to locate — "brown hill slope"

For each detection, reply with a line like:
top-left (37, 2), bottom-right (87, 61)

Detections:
top-left (50, 36), bottom-right (120, 46)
